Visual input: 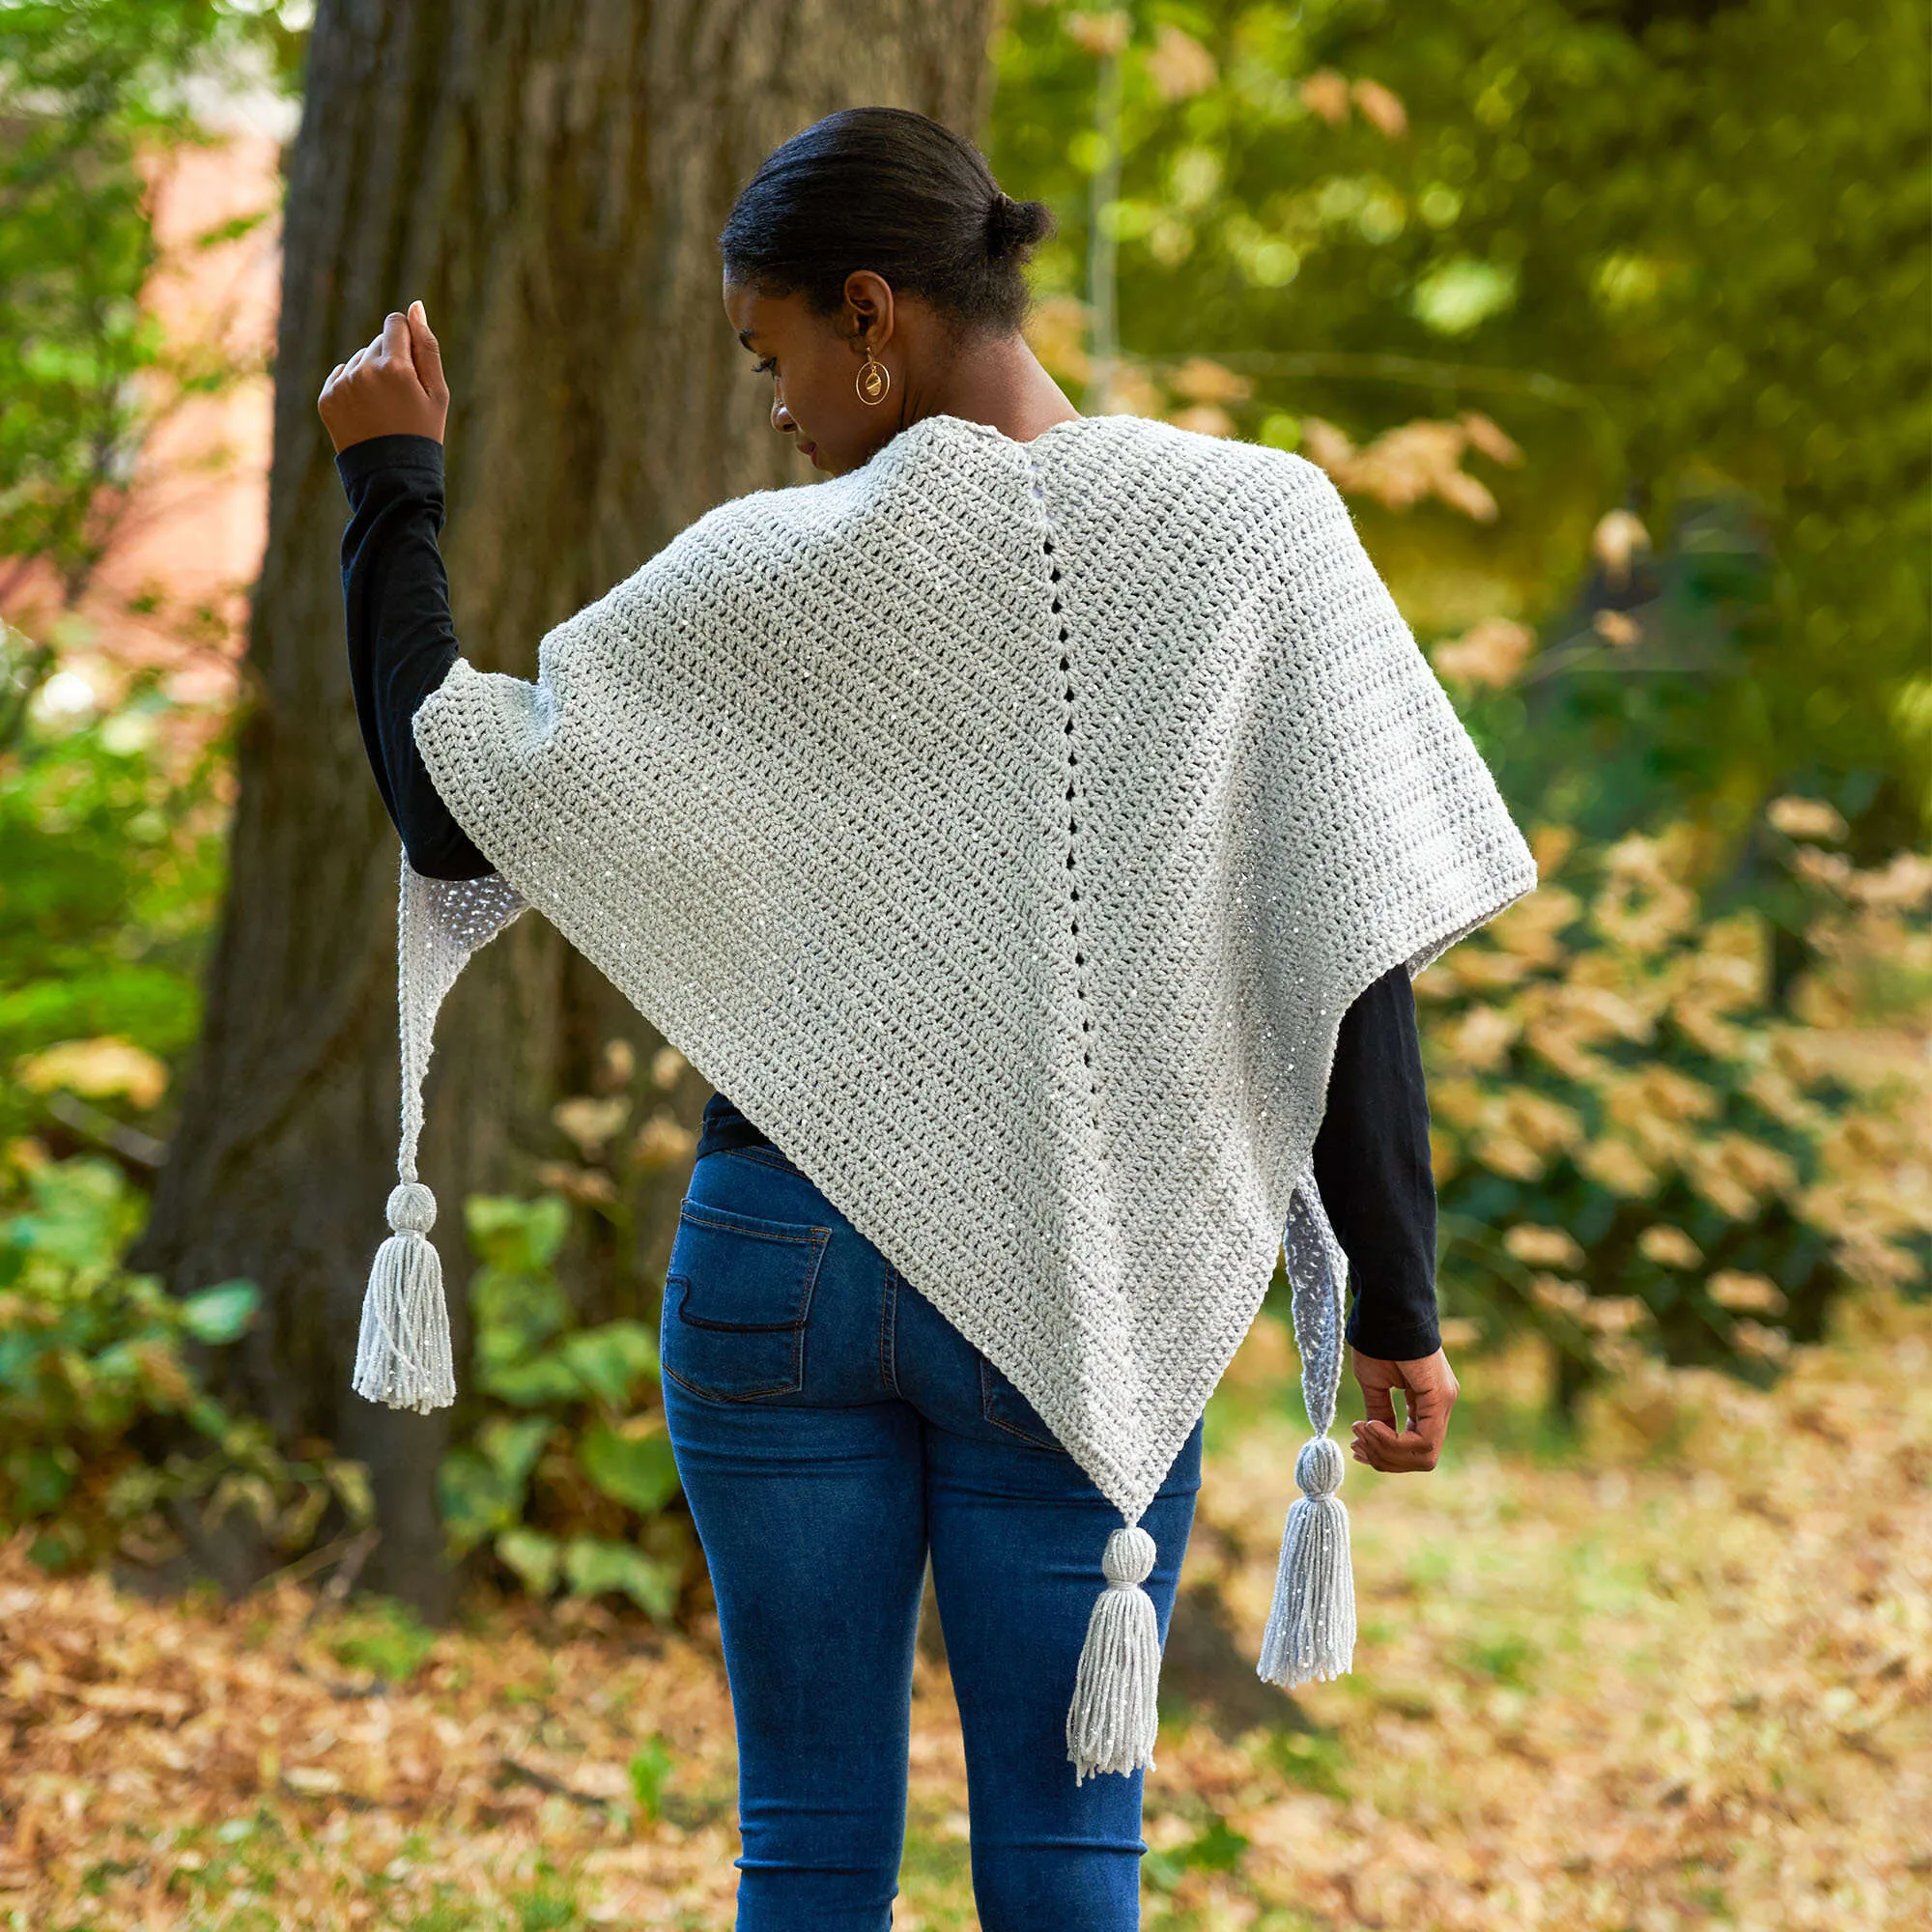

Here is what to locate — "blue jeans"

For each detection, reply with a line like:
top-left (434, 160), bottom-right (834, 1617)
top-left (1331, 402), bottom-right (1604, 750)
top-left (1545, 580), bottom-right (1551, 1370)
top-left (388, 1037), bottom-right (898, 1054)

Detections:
top-left (660, 1145), bottom-right (1205, 1931)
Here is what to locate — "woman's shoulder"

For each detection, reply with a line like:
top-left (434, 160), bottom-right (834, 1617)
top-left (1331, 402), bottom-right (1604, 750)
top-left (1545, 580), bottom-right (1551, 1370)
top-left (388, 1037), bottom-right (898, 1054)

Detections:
top-left (1143, 417), bottom-right (1341, 505)
top-left (589, 412), bottom-right (1351, 628)
top-left (1027, 411), bottom-right (1345, 522)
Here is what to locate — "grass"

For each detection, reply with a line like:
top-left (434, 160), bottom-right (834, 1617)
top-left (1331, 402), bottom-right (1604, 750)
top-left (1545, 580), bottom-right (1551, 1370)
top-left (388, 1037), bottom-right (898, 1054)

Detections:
top-left (2, 1284), bottom-right (1927, 1928)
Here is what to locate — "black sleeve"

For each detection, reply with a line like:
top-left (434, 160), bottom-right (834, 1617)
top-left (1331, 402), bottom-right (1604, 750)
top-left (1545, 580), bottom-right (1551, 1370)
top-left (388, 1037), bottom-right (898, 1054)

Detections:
top-left (1312, 960), bottom-right (1442, 1360)
top-left (335, 432), bottom-right (494, 881)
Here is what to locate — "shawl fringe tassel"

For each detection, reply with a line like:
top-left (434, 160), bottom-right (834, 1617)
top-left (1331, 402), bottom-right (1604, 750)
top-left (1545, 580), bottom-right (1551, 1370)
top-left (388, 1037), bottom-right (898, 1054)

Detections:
top-left (1065, 1523), bottom-right (1162, 1784)
top-left (1258, 1434), bottom-right (1357, 1686)
top-left (353, 1179), bottom-right (455, 1414)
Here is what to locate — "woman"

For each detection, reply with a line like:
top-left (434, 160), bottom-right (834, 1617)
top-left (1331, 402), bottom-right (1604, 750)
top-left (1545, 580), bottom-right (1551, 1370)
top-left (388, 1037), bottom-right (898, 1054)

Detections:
top-left (319, 107), bottom-right (1531, 1932)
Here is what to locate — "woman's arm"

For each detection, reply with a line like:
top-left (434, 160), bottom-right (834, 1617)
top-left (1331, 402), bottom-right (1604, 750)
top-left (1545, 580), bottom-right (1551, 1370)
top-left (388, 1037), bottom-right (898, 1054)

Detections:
top-left (318, 304), bottom-right (490, 881)
top-left (335, 432), bottom-right (493, 880)
top-left (1311, 960), bottom-right (1441, 1360)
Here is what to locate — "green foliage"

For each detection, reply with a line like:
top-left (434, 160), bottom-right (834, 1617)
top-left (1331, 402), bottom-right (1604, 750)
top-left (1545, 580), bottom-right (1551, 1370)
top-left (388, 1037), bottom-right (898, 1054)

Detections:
top-left (626, 1733), bottom-right (674, 1825)
top-left (0, 1152), bottom-right (370, 1570)
top-left (1, 5), bottom-right (293, 1166)
top-left (323, 1594), bottom-right (440, 1685)
top-left (1143, 1811), bottom-right (1252, 1892)
top-left (557, 1534), bottom-right (677, 1620)
top-left (440, 1193), bottom-right (690, 1620)
top-left (1457, 1629), bottom-right (1540, 1688)
top-left (989, 0), bottom-right (1930, 842)
top-left (1, 12), bottom-right (173, 583)
top-left (1260, 1726), bottom-right (1350, 1799)
top-left (511, 1878), bottom-right (581, 1932)
top-left (0, 2), bottom-right (302, 588)
top-left (2, 0), bottom-right (1920, 1629)
top-left (0, 668), bottom-right (229, 1147)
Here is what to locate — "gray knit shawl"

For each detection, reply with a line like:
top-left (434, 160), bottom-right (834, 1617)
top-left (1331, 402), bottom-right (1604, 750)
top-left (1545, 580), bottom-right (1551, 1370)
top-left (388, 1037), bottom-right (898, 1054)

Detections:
top-left (356, 410), bottom-right (1538, 1774)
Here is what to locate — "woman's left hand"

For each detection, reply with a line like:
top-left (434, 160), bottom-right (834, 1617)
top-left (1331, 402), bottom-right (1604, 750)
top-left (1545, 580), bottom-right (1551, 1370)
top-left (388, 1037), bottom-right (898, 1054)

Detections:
top-left (319, 300), bottom-right (449, 454)
top-left (1349, 1347), bottom-right (1459, 1472)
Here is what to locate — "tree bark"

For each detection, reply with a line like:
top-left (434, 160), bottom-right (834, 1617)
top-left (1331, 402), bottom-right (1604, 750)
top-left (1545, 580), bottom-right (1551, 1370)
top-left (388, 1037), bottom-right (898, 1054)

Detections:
top-left (131, 0), bottom-right (997, 1614)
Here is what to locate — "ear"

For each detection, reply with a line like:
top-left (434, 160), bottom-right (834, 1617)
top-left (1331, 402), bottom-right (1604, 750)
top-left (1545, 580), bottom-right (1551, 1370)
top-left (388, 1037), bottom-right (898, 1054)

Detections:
top-left (842, 270), bottom-right (895, 350)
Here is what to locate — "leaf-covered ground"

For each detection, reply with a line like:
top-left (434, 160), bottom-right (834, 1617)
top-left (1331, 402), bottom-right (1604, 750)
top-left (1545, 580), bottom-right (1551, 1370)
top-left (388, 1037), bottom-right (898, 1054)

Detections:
top-left (3, 1288), bottom-right (1927, 1930)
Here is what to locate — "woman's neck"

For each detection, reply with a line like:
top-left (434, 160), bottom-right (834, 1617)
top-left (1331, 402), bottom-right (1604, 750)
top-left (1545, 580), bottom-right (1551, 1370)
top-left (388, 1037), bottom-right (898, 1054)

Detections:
top-left (905, 332), bottom-right (1082, 444)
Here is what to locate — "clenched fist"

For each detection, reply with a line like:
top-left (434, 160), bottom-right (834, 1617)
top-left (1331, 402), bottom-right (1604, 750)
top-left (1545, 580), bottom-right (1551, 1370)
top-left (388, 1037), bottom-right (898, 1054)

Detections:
top-left (318, 299), bottom-right (449, 453)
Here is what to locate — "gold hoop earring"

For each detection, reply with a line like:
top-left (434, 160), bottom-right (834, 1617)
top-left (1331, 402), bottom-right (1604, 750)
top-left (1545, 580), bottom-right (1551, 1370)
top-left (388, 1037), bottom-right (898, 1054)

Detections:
top-left (856, 341), bottom-right (891, 406)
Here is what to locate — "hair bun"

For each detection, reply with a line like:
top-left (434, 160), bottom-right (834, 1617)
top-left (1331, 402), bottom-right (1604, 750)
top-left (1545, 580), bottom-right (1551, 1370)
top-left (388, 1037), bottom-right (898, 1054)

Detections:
top-left (985, 189), bottom-right (1053, 261)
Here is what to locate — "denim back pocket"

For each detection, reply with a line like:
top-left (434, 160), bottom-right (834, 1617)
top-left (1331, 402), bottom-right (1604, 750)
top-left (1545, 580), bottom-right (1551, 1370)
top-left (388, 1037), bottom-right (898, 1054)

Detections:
top-left (979, 1352), bottom-right (1065, 1451)
top-left (661, 1197), bottom-right (832, 1402)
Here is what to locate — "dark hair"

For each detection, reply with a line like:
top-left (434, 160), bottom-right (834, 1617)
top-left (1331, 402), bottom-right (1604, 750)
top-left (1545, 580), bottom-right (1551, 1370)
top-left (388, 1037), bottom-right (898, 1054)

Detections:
top-left (719, 106), bottom-right (1056, 340)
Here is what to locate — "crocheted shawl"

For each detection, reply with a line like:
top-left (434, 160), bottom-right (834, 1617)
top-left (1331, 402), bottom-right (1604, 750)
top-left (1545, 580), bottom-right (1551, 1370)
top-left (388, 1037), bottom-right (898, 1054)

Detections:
top-left (354, 410), bottom-right (1537, 1778)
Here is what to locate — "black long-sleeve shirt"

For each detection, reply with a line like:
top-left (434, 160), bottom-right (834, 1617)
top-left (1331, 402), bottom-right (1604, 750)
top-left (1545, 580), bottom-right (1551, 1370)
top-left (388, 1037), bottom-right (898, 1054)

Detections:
top-left (335, 432), bottom-right (1444, 1360)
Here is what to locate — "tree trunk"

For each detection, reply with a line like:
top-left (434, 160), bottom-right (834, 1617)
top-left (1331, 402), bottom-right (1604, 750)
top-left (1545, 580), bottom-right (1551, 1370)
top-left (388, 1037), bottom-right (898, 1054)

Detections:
top-left (131, 0), bottom-right (997, 1614)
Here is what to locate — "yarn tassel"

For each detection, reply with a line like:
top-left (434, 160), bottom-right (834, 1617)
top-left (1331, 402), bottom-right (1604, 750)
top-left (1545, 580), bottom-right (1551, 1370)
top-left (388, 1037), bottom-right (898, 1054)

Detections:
top-left (1065, 1522), bottom-right (1163, 1783)
top-left (1257, 1435), bottom-right (1356, 1686)
top-left (353, 1179), bottom-right (455, 1414)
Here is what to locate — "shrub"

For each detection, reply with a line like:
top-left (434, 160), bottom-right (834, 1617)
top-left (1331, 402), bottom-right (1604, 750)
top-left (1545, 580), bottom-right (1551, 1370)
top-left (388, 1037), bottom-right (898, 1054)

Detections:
top-left (0, 1150), bottom-right (370, 1571)
top-left (439, 1192), bottom-right (693, 1620)
top-left (1424, 809), bottom-right (1931, 1409)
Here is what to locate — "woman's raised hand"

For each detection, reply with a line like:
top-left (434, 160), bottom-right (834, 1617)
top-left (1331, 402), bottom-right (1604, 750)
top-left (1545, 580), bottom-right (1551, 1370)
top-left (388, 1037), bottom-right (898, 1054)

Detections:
top-left (318, 299), bottom-right (449, 453)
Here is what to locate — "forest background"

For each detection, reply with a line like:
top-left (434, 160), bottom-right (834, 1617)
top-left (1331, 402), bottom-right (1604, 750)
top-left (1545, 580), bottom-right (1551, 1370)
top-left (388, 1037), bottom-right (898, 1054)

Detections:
top-left (2, 1), bottom-right (1927, 1926)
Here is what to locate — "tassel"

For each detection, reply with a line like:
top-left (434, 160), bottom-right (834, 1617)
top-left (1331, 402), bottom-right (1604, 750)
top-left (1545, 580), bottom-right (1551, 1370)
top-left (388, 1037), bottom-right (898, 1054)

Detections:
top-left (1065, 1522), bottom-right (1164, 1784)
top-left (1258, 1435), bottom-right (1356, 1686)
top-left (352, 1179), bottom-right (455, 1414)
top-left (354, 859), bottom-right (525, 1416)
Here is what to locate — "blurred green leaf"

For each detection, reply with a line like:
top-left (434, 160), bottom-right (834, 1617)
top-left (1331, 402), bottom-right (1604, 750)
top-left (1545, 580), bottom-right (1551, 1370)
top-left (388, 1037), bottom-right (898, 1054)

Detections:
top-left (559, 1321), bottom-right (659, 1412)
top-left (465, 1194), bottom-right (571, 1271)
top-left (1, 1441), bottom-right (77, 1520)
top-left (579, 1420), bottom-right (679, 1517)
top-left (478, 1414), bottom-right (553, 1486)
top-left (1144, 1815), bottom-right (1251, 1893)
top-left (561, 1537), bottom-right (679, 1621)
top-left (439, 1449), bottom-right (523, 1559)
top-left (627, 1734), bottom-right (675, 1825)
top-left (496, 1527), bottom-right (562, 1598)
top-left (479, 1354), bottom-right (583, 1409)
top-left (179, 1279), bottom-right (258, 1346)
